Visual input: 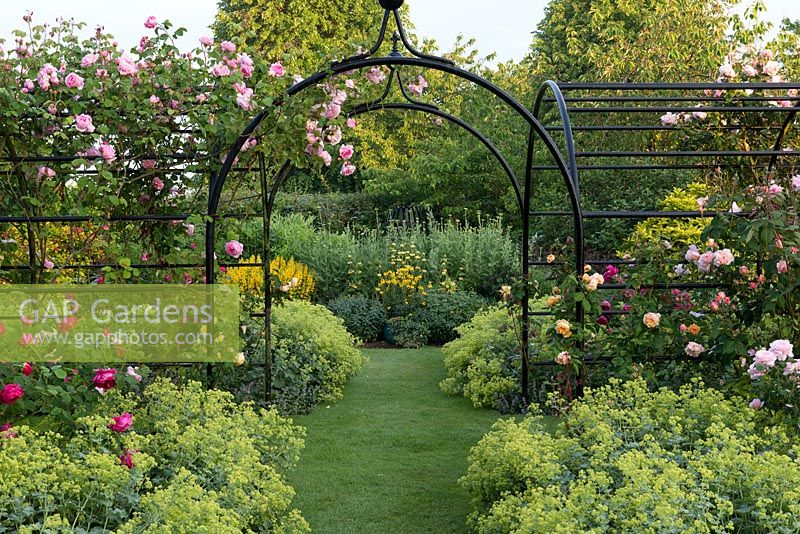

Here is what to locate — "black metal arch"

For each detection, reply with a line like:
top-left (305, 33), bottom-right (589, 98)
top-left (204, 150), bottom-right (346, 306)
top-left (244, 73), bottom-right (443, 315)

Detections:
top-left (207, 2), bottom-right (584, 406)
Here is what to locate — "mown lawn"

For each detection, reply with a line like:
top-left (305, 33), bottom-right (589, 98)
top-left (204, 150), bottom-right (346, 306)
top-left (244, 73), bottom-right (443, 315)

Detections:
top-left (288, 347), bottom-right (503, 533)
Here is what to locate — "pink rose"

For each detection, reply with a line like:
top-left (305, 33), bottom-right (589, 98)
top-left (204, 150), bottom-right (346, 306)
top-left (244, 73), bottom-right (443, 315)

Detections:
top-left (749, 398), bottom-right (764, 410)
top-left (225, 240), bottom-right (244, 258)
top-left (75, 114), bottom-right (95, 133)
top-left (212, 63), bottom-right (231, 77)
top-left (99, 142), bottom-right (116, 162)
top-left (126, 366), bottom-right (142, 383)
top-left (38, 166), bottom-right (56, 179)
top-left (319, 150), bottom-right (333, 167)
top-left (269, 62), bottom-right (285, 77)
top-left (117, 54), bottom-right (139, 76)
top-left (119, 449), bottom-right (135, 468)
top-left (92, 368), bottom-right (117, 390)
top-left (660, 112), bottom-right (679, 127)
top-left (408, 75), bottom-right (428, 96)
top-left (220, 40), bottom-right (236, 53)
top-left (152, 177), bottom-right (164, 191)
top-left (339, 144), bottom-right (354, 160)
top-left (149, 94), bottom-right (161, 105)
top-left (792, 175), bottom-right (800, 192)
top-left (326, 126), bottom-right (342, 145)
top-left (719, 63), bottom-right (736, 78)
top-left (713, 249), bottom-right (734, 267)
top-left (762, 60), bottom-right (781, 77)
top-left (366, 67), bottom-right (385, 84)
top-left (43, 259), bottom-right (55, 270)
top-left (199, 36), bottom-right (213, 46)
top-left (684, 342), bottom-right (705, 358)
top-left (340, 161), bottom-right (356, 176)
top-left (697, 251), bottom-right (715, 272)
top-left (0, 384), bottom-right (24, 405)
top-left (142, 159), bottom-right (156, 169)
top-left (346, 117), bottom-right (357, 129)
top-left (777, 260), bottom-right (789, 274)
top-left (753, 349), bottom-right (777, 368)
top-left (144, 16), bottom-right (157, 29)
top-left (65, 72), bottom-right (84, 89)
top-left (81, 53), bottom-right (99, 68)
top-left (22, 362), bottom-right (32, 376)
top-left (324, 103), bottom-right (341, 120)
top-left (108, 412), bottom-right (133, 433)
top-left (769, 339), bottom-right (794, 361)
top-left (742, 64), bottom-right (758, 77)
top-left (554, 351), bottom-right (571, 366)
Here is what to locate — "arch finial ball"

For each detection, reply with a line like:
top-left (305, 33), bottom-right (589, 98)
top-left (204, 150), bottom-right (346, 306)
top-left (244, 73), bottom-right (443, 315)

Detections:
top-left (379, 0), bottom-right (404, 10)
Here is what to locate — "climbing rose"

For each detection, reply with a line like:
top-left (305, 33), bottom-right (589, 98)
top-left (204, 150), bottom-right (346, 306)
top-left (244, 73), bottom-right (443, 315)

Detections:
top-left (339, 144), bottom-right (354, 160)
top-left (340, 161), bottom-right (356, 176)
top-left (792, 175), bottom-right (800, 192)
top-left (75, 114), bottom-right (95, 133)
top-left (81, 53), bottom-right (99, 67)
top-left (43, 259), bottom-right (55, 270)
top-left (268, 62), bottom-right (285, 77)
top-left (366, 67), bottom-right (385, 84)
top-left (769, 339), bottom-right (794, 361)
top-left (225, 240), bottom-right (244, 258)
top-left (685, 342), bottom-right (705, 358)
top-left (212, 63), bottom-right (231, 77)
top-left (555, 319), bottom-right (572, 338)
top-left (117, 54), bottom-right (139, 76)
top-left (643, 312), bottom-right (661, 329)
top-left (22, 362), bottom-right (32, 376)
top-left (719, 63), bottom-right (736, 78)
top-left (743, 64), bottom-right (758, 77)
top-left (64, 72), bottom-right (84, 89)
top-left (777, 260), bottom-right (789, 274)
top-left (152, 177), bottom-right (164, 191)
top-left (99, 143), bottom-right (116, 162)
top-left (408, 75), bottom-right (428, 96)
top-left (199, 36), bottom-right (213, 46)
top-left (220, 40), bottom-right (236, 53)
top-left (762, 60), bottom-right (781, 76)
top-left (324, 103), bottom-right (341, 119)
top-left (660, 112), bottom-right (679, 126)
top-left (108, 413), bottom-right (133, 433)
top-left (713, 249), bottom-right (734, 266)
top-left (119, 449), bottom-right (135, 468)
top-left (555, 351), bottom-right (571, 366)
top-left (92, 368), bottom-right (117, 390)
top-left (38, 167), bottom-right (56, 178)
top-left (346, 117), bottom-right (357, 129)
top-left (0, 384), bottom-right (24, 405)
top-left (749, 398), bottom-right (764, 410)
top-left (144, 16), bottom-right (157, 28)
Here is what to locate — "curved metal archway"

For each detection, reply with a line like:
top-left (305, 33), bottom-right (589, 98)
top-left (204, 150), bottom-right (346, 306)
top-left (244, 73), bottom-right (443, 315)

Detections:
top-left (205, 0), bottom-right (584, 406)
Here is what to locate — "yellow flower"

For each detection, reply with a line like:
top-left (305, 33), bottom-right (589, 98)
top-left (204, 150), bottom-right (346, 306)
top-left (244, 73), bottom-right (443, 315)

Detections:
top-left (555, 319), bottom-right (572, 338)
top-left (688, 323), bottom-right (701, 335)
top-left (498, 285), bottom-right (513, 302)
top-left (643, 312), bottom-right (661, 329)
top-left (546, 254), bottom-right (556, 264)
top-left (546, 295), bottom-right (562, 307)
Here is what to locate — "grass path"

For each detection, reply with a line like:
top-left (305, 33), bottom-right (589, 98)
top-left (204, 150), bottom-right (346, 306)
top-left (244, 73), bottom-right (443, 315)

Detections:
top-left (288, 347), bottom-right (501, 534)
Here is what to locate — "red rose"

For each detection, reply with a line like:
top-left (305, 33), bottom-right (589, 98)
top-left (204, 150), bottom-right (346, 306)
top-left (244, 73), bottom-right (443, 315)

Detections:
top-left (22, 362), bottom-right (32, 376)
top-left (0, 384), bottom-right (24, 405)
top-left (108, 412), bottom-right (133, 433)
top-left (92, 368), bottom-right (117, 390)
top-left (119, 449), bottom-right (135, 468)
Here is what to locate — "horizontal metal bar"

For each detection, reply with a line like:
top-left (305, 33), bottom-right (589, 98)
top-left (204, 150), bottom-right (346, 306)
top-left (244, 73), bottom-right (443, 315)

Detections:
top-left (599, 282), bottom-right (725, 290)
top-left (557, 82), bottom-right (800, 90)
top-left (545, 95), bottom-right (800, 103)
top-left (530, 163), bottom-right (794, 171)
top-left (569, 106), bottom-right (800, 113)
top-left (544, 125), bottom-right (782, 132)
top-left (0, 213), bottom-right (261, 223)
top-left (0, 153), bottom-right (207, 163)
top-left (528, 210), bottom-right (737, 219)
top-left (576, 150), bottom-right (800, 158)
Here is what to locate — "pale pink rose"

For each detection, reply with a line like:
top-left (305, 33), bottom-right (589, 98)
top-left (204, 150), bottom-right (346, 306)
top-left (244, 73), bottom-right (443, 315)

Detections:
top-left (768, 182), bottom-right (784, 196)
top-left (760, 49), bottom-right (774, 60)
top-left (75, 114), bottom-right (95, 133)
top-left (235, 86), bottom-right (254, 110)
top-left (199, 36), bottom-right (213, 46)
top-left (691, 110), bottom-right (707, 121)
top-left (742, 64), bottom-right (758, 77)
top-left (326, 126), bottom-right (342, 145)
top-left (696, 196), bottom-right (708, 211)
top-left (697, 251), bottom-right (715, 272)
top-left (685, 342), bottom-right (705, 358)
top-left (719, 63), bottom-right (737, 78)
top-left (81, 53), bottom-right (99, 68)
top-left (99, 142), bottom-right (116, 162)
top-left (212, 63), bottom-right (231, 77)
top-left (37, 166), bottom-right (56, 178)
top-left (36, 63), bottom-right (59, 90)
top-left (408, 75), bottom-right (428, 96)
top-left (345, 79), bottom-right (355, 89)
top-left (747, 364), bottom-right (766, 380)
top-left (117, 54), bottom-right (138, 76)
top-left (331, 89), bottom-right (347, 106)
top-left (43, 259), bottom-right (55, 270)
top-left (792, 175), bottom-right (800, 192)
top-left (269, 62), bottom-right (285, 77)
top-left (366, 67), bottom-right (385, 84)
top-left (777, 260), bottom-right (789, 274)
top-left (21, 79), bottom-right (34, 93)
top-left (754, 349), bottom-right (778, 368)
top-left (324, 103), bottom-right (341, 120)
top-left (149, 94), bottom-right (161, 105)
top-left (64, 72), bottom-right (84, 89)
top-left (185, 223), bottom-right (195, 236)
top-left (238, 53), bottom-right (254, 77)
top-left (126, 366), bottom-right (142, 382)
top-left (762, 60), bottom-right (781, 77)
top-left (220, 40), bottom-right (236, 53)
top-left (784, 361), bottom-right (800, 376)
top-left (319, 150), bottom-right (333, 167)
top-left (660, 112), bottom-right (678, 127)
top-left (144, 16), bottom-right (157, 29)
top-left (749, 398), bottom-right (764, 410)
top-left (225, 240), bottom-right (244, 258)
top-left (339, 144), bottom-right (354, 160)
top-left (713, 249), bottom-right (734, 266)
top-left (196, 93), bottom-right (208, 103)
top-left (554, 351), bottom-right (571, 366)
top-left (769, 339), bottom-right (793, 361)
top-left (346, 117), bottom-right (357, 129)
top-left (152, 177), bottom-right (164, 191)
top-left (340, 161), bottom-right (356, 176)
top-left (679, 323), bottom-right (688, 332)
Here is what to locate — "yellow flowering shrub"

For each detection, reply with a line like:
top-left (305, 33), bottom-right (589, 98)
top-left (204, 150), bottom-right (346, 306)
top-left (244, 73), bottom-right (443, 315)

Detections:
top-left (225, 255), bottom-right (315, 300)
top-left (376, 242), bottom-right (427, 316)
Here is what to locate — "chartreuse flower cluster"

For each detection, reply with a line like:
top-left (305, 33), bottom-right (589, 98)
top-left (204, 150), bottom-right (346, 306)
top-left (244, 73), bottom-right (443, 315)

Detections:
top-left (463, 379), bottom-right (800, 533)
top-left (0, 379), bottom-right (309, 532)
top-left (376, 242), bottom-right (428, 315)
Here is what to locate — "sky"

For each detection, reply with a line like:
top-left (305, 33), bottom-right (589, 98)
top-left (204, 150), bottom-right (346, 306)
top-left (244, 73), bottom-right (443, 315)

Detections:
top-left (0, 0), bottom-right (798, 64)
